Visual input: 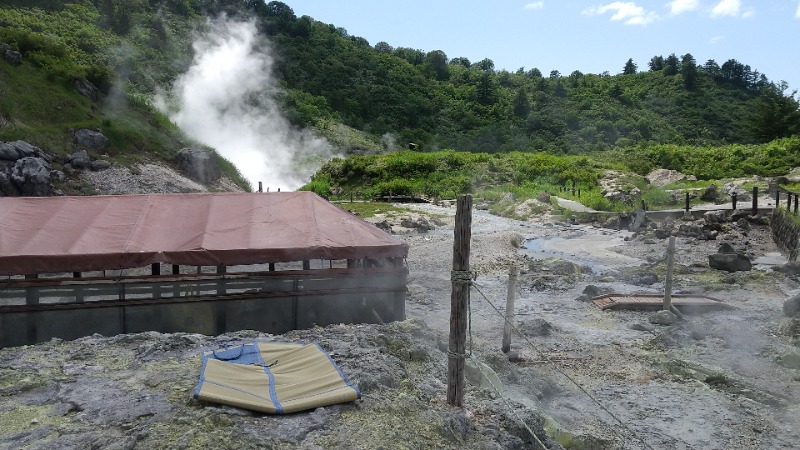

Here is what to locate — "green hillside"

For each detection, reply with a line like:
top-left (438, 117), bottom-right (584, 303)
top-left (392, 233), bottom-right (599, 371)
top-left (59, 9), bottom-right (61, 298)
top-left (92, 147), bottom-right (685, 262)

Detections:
top-left (0, 0), bottom-right (799, 198)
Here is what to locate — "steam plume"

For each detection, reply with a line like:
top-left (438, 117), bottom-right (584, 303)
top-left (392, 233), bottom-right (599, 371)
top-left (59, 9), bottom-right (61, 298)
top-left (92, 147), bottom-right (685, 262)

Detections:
top-left (157, 18), bottom-right (333, 190)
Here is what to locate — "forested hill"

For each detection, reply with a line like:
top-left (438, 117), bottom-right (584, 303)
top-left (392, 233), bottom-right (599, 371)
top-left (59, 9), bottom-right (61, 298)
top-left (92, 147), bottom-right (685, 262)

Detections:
top-left (0, 0), bottom-right (798, 161)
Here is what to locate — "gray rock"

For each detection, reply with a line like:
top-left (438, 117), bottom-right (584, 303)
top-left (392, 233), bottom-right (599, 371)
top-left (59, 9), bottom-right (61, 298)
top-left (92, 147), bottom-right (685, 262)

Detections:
top-left (90, 160), bottom-right (111, 171)
top-left (630, 272), bottom-right (659, 286)
top-left (628, 209), bottom-right (647, 232)
top-left (582, 284), bottom-right (606, 298)
top-left (0, 140), bottom-right (48, 161)
top-left (776, 262), bottom-right (800, 276)
top-left (74, 129), bottom-right (108, 150)
top-left (629, 322), bottom-right (656, 332)
top-left (778, 350), bottom-right (800, 370)
top-left (536, 191), bottom-right (551, 203)
top-left (717, 243), bottom-right (736, 254)
top-left (709, 253), bottom-right (752, 272)
top-left (704, 210), bottom-right (728, 224)
top-left (649, 310), bottom-right (678, 325)
top-left (723, 182), bottom-right (751, 201)
top-left (175, 148), bottom-right (221, 184)
top-left (73, 78), bottom-right (99, 101)
top-left (574, 294), bottom-right (591, 302)
top-left (700, 184), bottom-right (719, 201)
top-left (517, 318), bottom-right (553, 337)
top-left (69, 150), bottom-right (91, 169)
top-left (2, 44), bottom-right (21, 66)
top-left (783, 292), bottom-right (800, 317)
top-left (10, 157), bottom-right (51, 196)
top-left (374, 220), bottom-right (392, 233)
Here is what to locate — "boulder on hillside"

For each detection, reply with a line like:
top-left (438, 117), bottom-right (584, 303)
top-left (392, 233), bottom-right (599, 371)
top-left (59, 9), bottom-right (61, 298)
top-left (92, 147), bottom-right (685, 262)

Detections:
top-left (74, 129), bottom-right (108, 150)
top-left (73, 78), bottom-right (99, 101)
top-left (646, 169), bottom-right (696, 187)
top-left (0, 141), bottom-right (52, 196)
top-left (175, 148), bottom-right (221, 184)
top-left (10, 157), bottom-right (52, 196)
top-left (2, 43), bottom-right (21, 66)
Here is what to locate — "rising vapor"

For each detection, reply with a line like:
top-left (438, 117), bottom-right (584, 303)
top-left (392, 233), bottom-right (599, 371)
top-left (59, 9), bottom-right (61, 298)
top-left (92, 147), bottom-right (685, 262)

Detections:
top-left (157, 18), bottom-right (334, 191)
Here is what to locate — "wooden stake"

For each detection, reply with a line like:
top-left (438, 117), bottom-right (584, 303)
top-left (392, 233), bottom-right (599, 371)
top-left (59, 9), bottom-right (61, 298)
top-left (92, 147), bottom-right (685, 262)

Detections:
top-left (663, 236), bottom-right (676, 312)
top-left (447, 195), bottom-right (472, 407)
top-left (502, 265), bottom-right (518, 354)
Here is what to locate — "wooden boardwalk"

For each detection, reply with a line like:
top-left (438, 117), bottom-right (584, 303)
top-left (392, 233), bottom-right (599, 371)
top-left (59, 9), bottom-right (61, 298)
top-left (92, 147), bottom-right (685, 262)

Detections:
top-left (592, 294), bottom-right (734, 312)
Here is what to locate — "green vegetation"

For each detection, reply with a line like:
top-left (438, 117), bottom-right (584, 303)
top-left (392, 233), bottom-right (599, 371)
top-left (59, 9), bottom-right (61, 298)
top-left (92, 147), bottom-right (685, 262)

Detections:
top-left (0, 1), bottom-right (798, 201)
top-left (303, 137), bottom-right (800, 212)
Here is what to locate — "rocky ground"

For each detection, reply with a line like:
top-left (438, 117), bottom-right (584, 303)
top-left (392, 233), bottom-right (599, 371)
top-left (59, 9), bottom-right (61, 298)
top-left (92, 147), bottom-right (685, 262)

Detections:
top-left (3, 168), bottom-right (800, 449)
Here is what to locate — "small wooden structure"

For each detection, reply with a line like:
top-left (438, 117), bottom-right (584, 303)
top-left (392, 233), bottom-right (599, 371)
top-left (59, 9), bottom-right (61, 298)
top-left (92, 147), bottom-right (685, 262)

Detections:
top-left (0, 192), bottom-right (408, 347)
top-left (592, 294), bottom-right (733, 313)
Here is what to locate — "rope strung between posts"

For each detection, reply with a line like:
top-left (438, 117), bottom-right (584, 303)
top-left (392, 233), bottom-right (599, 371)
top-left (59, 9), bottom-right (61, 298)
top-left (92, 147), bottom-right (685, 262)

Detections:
top-left (447, 270), bottom-right (475, 360)
top-left (451, 269), bottom-right (548, 450)
top-left (469, 279), bottom-right (657, 450)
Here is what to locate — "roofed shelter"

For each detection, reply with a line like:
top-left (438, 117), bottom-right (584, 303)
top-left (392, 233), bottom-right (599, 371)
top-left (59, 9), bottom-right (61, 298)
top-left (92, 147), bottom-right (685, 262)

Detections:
top-left (0, 192), bottom-right (408, 347)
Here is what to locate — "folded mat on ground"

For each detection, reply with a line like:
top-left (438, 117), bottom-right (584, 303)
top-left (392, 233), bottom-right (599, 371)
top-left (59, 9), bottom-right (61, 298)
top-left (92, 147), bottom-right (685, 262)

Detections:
top-left (195, 341), bottom-right (360, 414)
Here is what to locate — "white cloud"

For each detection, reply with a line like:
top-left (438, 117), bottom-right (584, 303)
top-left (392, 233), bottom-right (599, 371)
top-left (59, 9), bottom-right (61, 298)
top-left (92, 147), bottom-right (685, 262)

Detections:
top-left (710, 0), bottom-right (741, 17)
top-left (666, 0), bottom-right (699, 15)
top-left (796, 1), bottom-right (800, 19)
top-left (709, 35), bottom-right (725, 44)
top-left (583, 2), bottom-right (658, 25)
top-left (524, 2), bottom-right (544, 10)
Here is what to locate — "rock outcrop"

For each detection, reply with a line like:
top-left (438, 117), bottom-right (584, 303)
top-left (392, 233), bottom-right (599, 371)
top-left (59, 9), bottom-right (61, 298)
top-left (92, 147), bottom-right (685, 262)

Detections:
top-left (0, 140), bottom-right (52, 196)
top-left (175, 148), bottom-right (222, 184)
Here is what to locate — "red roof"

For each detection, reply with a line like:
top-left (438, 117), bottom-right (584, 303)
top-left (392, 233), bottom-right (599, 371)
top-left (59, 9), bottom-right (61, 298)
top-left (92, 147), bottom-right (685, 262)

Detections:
top-left (0, 192), bottom-right (407, 275)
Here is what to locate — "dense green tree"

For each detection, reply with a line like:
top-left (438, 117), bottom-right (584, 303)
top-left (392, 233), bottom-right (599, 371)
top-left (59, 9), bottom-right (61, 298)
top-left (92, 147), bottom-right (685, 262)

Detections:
top-left (664, 53), bottom-right (680, 76)
top-left (748, 83), bottom-right (800, 141)
top-left (648, 55), bottom-right (664, 71)
top-left (622, 58), bottom-right (637, 75)
top-left (681, 53), bottom-right (697, 90)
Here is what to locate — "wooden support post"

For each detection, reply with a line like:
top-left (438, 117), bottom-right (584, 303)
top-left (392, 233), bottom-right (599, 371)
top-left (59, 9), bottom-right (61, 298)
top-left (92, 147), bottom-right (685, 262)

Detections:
top-left (269, 262), bottom-right (276, 271)
top-left (788, 192), bottom-right (792, 209)
top-left (258, 181), bottom-right (263, 193)
top-left (776, 190), bottom-right (780, 207)
top-left (664, 236), bottom-right (676, 312)
top-left (501, 265), bottom-right (518, 354)
top-left (731, 194), bottom-right (737, 210)
top-left (303, 260), bottom-right (311, 270)
top-left (151, 263), bottom-right (161, 276)
top-left (172, 264), bottom-right (180, 275)
top-left (752, 186), bottom-right (758, 215)
top-left (795, 195), bottom-right (799, 213)
top-left (448, 195), bottom-right (472, 407)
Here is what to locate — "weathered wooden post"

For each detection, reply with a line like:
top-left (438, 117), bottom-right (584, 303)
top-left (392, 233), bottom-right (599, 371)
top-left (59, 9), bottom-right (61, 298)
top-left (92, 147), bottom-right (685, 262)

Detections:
top-left (663, 237), bottom-right (676, 312)
top-left (788, 192), bottom-right (792, 209)
top-left (258, 182), bottom-right (263, 193)
top-left (448, 195), bottom-right (472, 407)
top-left (501, 265), bottom-right (518, 354)
top-left (731, 194), bottom-right (737, 210)
top-left (795, 194), bottom-right (799, 214)
top-left (752, 186), bottom-right (758, 216)
top-left (776, 190), bottom-right (780, 207)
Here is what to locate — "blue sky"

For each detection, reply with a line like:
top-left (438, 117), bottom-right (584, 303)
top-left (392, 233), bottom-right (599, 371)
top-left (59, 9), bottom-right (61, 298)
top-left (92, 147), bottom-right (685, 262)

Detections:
top-left (286, 1), bottom-right (800, 94)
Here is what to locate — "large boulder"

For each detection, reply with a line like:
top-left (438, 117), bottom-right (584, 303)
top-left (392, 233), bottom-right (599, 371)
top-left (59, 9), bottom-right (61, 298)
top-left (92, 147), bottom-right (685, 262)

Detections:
top-left (175, 148), bottom-right (221, 184)
top-left (783, 292), bottom-right (800, 317)
top-left (73, 78), bottom-right (99, 101)
top-left (709, 253), bottom-right (752, 272)
top-left (10, 156), bottom-right (52, 196)
top-left (722, 183), bottom-right (751, 202)
top-left (74, 128), bottom-right (108, 150)
top-left (0, 141), bottom-right (52, 196)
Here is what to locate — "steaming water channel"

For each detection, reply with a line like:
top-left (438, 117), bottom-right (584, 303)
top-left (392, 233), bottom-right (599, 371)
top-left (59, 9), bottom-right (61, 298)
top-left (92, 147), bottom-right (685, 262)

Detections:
top-left (521, 228), bottom-right (642, 275)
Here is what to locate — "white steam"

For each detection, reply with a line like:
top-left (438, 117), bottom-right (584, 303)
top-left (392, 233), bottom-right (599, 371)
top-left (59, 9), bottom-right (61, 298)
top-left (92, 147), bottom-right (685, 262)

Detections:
top-left (157, 18), bottom-right (333, 191)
